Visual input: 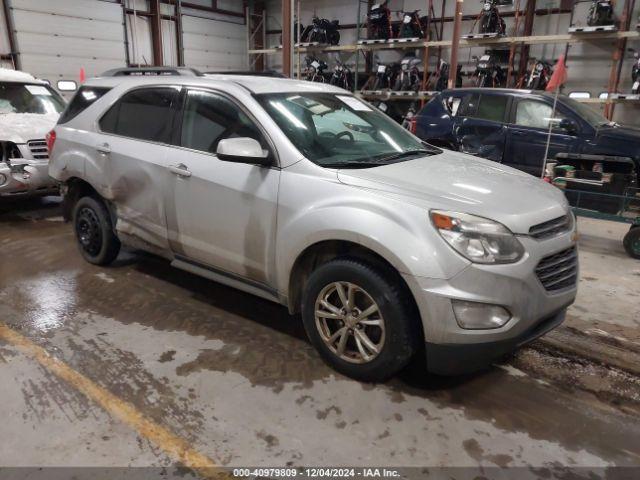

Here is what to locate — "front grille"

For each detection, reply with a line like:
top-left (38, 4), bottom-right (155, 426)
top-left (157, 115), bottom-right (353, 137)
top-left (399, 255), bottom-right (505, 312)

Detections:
top-left (535, 246), bottom-right (578, 292)
top-left (529, 214), bottom-right (572, 239)
top-left (27, 139), bottom-right (48, 160)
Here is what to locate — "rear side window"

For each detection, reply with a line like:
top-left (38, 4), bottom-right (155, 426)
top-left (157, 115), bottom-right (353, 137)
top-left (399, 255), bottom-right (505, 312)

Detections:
top-left (458, 93), bottom-right (479, 117)
top-left (99, 87), bottom-right (178, 143)
top-left (58, 86), bottom-right (111, 124)
top-left (473, 95), bottom-right (508, 123)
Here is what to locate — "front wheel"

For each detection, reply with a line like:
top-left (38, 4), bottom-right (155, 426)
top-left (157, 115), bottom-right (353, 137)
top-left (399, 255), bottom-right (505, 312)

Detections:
top-left (301, 258), bottom-right (419, 382)
top-left (623, 227), bottom-right (640, 259)
top-left (72, 196), bottom-right (121, 265)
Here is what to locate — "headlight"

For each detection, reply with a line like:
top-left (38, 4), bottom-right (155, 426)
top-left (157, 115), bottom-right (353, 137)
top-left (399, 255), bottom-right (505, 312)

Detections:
top-left (430, 210), bottom-right (525, 264)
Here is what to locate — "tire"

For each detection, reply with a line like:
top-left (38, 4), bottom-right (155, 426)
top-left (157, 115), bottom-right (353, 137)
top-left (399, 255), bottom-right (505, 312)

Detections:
top-left (301, 258), bottom-right (420, 382)
top-left (623, 227), bottom-right (640, 259)
top-left (72, 196), bottom-right (121, 265)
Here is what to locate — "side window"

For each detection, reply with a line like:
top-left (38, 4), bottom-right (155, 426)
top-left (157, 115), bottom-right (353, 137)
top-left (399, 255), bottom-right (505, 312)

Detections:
top-left (180, 90), bottom-right (264, 154)
top-left (473, 94), bottom-right (508, 122)
top-left (443, 95), bottom-right (462, 116)
top-left (515, 100), bottom-right (567, 129)
top-left (99, 87), bottom-right (178, 143)
top-left (458, 93), bottom-right (479, 117)
top-left (58, 86), bottom-right (111, 124)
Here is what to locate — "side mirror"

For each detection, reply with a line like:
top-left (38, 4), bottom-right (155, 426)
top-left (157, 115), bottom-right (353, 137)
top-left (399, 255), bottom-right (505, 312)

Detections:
top-left (557, 118), bottom-right (578, 134)
top-left (216, 137), bottom-right (272, 166)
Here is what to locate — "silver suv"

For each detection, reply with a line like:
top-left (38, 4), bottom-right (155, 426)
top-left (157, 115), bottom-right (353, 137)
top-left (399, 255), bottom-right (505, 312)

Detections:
top-left (48, 68), bottom-right (578, 381)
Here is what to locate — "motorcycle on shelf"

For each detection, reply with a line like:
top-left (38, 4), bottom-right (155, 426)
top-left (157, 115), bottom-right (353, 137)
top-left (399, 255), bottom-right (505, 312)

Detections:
top-left (329, 60), bottom-right (353, 91)
top-left (303, 15), bottom-right (340, 45)
top-left (525, 59), bottom-right (553, 90)
top-left (401, 102), bottom-right (419, 131)
top-left (433, 59), bottom-right (463, 91)
top-left (474, 53), bottom-right (505, 87)
top-left (304, 56), bottom-right (328, 82)
top-left (368, 2), bottom-right (393, 40)
top-left (630, 48), bottom-right (640, 94)
top-left (587, 0), bottom-right (615, 26)
top-left (397, 10), bottom-right (426, 38)
top-left (367, 61), bottom-right (400, 90)
top-left (394, 55), bottom-right (422, 92)
top-left (479, 0), bottom-right (506, 35)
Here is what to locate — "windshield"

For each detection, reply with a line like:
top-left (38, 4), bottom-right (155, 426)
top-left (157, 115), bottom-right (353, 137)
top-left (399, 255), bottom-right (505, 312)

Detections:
top-left (256, 92), bottom-right (439, 168)
top-left (0, 82), bottom-right (65, 115)
top-left (561, 95), bottom-right (610, 126)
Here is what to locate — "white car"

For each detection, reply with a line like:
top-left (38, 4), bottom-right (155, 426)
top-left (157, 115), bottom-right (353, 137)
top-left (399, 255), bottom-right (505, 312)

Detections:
top-left (0, 68), bottom-right (65, 198)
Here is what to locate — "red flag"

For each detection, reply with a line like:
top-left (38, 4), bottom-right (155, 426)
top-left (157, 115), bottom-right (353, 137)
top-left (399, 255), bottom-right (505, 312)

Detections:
top-left (79, 67), bottom-right (86, 83)
top-left (545, 55), bottom-right (567, 92)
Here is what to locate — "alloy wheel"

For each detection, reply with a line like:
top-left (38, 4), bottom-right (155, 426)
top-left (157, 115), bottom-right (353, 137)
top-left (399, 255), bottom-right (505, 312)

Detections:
top-left (314, 281), bottom-right (385, 364)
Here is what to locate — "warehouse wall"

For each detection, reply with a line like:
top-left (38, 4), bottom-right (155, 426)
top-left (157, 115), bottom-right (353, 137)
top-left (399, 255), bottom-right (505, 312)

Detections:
top-left (263, 0), bottom-right (640, 124)
top-left (0, 0), bottom-right (247, 85)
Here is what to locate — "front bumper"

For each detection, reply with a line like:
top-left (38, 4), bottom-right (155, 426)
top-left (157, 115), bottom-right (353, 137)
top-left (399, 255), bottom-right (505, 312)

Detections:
top-left (0, 160), bottom-right (58, 197)
top-left (402, 230), bottom-right (578, 375)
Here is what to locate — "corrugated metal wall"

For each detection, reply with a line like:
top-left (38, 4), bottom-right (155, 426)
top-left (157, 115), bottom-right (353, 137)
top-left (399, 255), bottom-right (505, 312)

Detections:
top-left (8, 0), bottom-right (126, 82)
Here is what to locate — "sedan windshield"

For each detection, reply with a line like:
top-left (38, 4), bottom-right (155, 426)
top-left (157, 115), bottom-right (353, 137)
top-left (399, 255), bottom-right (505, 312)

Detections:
top-left (0, 82), bottom-right (66, 115)
top-left (256, 92), bottom-right (439, 168)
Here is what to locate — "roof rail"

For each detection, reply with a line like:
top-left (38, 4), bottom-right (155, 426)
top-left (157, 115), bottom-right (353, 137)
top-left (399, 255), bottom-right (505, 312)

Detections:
top-left (101, 67), bottom-right (203, 77)
top-left (204, 70), bottom-right (286, 78)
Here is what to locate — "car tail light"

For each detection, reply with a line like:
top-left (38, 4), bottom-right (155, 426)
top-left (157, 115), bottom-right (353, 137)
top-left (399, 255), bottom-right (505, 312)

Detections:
top-left (409, 118), bottom-right (417, 134)
top-left (46, 129), bottom-right (56, 154)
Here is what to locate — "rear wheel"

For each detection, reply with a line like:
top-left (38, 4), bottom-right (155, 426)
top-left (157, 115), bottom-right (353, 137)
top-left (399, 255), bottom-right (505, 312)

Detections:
top-left (623, 227), bottom-right (640, 259)
top-left (73, 196), bottom-right (120, 265)
top-left (301, 258), bottom-right (419, 382)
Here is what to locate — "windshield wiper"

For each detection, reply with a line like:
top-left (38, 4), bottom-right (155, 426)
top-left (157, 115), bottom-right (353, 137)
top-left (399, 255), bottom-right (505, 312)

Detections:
top-left (374, 149), bottom-right (437, 163)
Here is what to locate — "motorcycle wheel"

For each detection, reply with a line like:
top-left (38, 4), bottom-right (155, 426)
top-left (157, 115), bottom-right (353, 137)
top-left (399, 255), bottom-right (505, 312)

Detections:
top-left (480, 16), bottom-right (493, 33)
top-left (331, 31), bottom-right (340, 45)
top-left (530, 77), bottom-right (541, 90)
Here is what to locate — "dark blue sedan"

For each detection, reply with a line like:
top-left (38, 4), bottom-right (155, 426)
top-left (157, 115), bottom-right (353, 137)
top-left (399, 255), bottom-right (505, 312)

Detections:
top-left (414, 88), bottom-right (640, 181)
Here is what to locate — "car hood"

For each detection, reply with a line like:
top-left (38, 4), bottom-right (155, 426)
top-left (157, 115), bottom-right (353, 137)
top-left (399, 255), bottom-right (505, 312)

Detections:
top-left (595, 123), bottom-right (640, 142)
top-left (0, 113), bottom-right (59, 144)
top-left (337, 150), bottom-right (569, 234)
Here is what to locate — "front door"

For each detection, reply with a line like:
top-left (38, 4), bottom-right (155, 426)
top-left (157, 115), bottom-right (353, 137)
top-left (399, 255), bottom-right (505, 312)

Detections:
top-left (504, 98), bottom-right (579, 176)
top-left (166, 89), bottom-right (280, 286)
top-left (454, 93), bottom-right (509, 163)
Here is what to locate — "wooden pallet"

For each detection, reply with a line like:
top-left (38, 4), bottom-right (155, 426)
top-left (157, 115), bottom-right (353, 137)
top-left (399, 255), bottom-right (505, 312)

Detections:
top-left (461, 32), bottom-right (501, 39)
top-left (568, 25), bottom-right (617, 33)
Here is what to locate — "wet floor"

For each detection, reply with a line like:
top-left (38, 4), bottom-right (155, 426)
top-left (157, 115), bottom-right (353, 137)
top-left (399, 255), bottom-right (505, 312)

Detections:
top-left (1, 197), bottom-right (639, 478)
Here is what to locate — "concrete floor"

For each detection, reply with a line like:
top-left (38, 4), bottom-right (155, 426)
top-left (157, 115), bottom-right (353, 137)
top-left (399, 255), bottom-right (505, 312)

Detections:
top-left (1, 197), bottom-right (639, 478)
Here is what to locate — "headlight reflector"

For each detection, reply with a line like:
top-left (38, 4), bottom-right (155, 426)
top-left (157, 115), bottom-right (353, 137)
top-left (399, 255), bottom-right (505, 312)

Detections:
top-left (452, 300), bottom-right (511, 329)
top-left (430, 210), bottom-right (524, 264)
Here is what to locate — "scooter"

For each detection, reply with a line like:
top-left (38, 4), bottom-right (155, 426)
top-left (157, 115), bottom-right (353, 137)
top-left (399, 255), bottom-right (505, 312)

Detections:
top-left (368, 2), bottom-right (393, 40)
top-left (479, 0), bottom-right (506, 35)
top-left (474, 53), bottom-right (504, 88)
top-left (398, 10), bottom-right (425, 38)
top-left (587, 0), bottom-right (615, 26)
top-left (304, 56), bottom-right (328, 83)
top-left (305, 15), bottom-right (341, 45)
top-left (393, 55), bottom-right (422, 91)
top-left (329, 60), bottom-right (353, 91)
top-left (526, 59), bottom-right (553, 90)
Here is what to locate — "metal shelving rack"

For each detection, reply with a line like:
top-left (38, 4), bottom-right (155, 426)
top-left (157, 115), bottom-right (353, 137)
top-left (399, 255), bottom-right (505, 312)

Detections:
top-left (247, 1), bottom-right (640, 116)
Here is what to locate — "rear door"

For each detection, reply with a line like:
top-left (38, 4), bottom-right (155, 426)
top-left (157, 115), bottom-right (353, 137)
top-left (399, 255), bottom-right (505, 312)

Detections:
top-left (96, 86), bottom-right (180, 251)
top-left (455, 92), bottom-right (510, 163)
top-left (504, 98), bottom-right (579, 176)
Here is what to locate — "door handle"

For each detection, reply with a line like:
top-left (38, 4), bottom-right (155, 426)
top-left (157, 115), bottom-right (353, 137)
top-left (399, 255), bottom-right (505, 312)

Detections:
top-left (96, 143), bottom-right (111, 154)
top-left (168, 163), bottom-right (192, 177)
